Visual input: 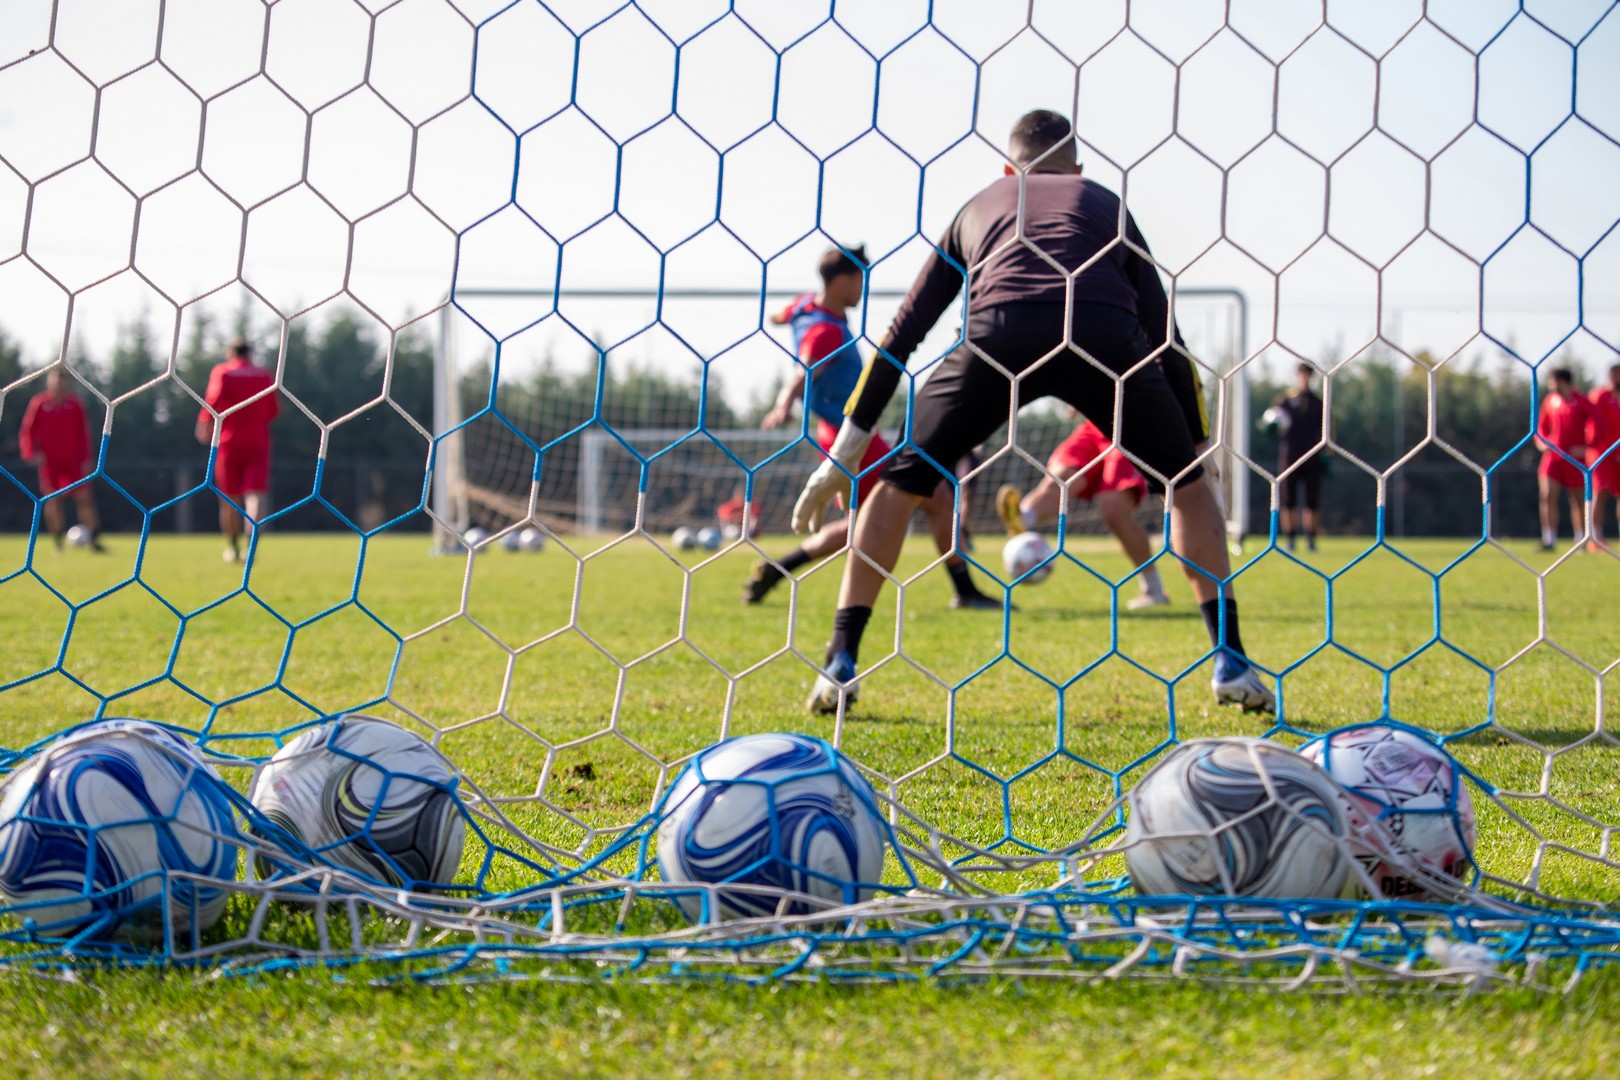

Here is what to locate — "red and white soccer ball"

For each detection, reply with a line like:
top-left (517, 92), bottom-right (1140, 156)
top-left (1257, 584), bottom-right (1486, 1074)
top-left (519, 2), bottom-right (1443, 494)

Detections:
top-left (1002, 531), bottom-right (1053, 585)
top-left (1298, 723), bottom-right (1476, 901)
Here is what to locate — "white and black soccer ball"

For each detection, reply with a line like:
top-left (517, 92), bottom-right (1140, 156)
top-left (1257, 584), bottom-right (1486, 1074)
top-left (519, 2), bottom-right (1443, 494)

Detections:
top-left (0, 724), bottom-right (239, 938)
top-left (656, 733), bottom-right (888, 922)
top-left (695, 526), bottom-right (722, 550)
top-left (1126, 737), bottom-right (1351, 899)
top-left (250, 715), bottom-right (466, 889)
top-left (1261, 405), bottom-right (1292, 435)
top-left (500, 528), bottom-right (523, 552)
top-left (671, 526), bottom-right (697, 550)
top-left (66, 524), bottom-right (92, 547)
top-left (1298, 723), bottom-right (1476, 901)
top-left (462, 526), bottom-right (490, 551)
top-left (1002, 531), bottom-right (1053, 585)
top-left (518, 526), bottom-right (546, 552)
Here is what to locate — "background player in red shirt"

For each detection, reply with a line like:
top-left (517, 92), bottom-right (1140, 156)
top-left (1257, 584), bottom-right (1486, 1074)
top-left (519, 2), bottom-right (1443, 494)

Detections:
top-left (19, 368), bottom-right (103, 551)
top-left (1586, 362), bottom-right (1620, 549)
top-left (1536, 366), bottom-right (1591, 551)
top-left (995, 414), bottom-right (1169, 609)
top-left (196, 338), bottom-right (279, 563)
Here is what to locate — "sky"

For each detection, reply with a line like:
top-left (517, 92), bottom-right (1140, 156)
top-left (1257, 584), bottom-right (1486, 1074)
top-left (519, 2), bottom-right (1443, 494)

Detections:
top-left (0, 0), bottom-right (1617, 425)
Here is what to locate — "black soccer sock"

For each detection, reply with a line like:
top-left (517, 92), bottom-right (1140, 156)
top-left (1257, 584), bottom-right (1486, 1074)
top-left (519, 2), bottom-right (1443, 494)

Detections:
top-left (1199, 597), bottom-right (1247, 658)
top-left (947, 561), bottom-right (985, 599)
top-left (780, 547), bottom-right (814, 573)
top-left (828, 605), bottom-right (872, 665)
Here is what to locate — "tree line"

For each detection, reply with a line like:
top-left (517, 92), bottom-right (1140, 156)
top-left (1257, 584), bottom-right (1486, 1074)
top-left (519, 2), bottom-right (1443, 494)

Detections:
top-left (0, 310), bottom-right (1589, 538)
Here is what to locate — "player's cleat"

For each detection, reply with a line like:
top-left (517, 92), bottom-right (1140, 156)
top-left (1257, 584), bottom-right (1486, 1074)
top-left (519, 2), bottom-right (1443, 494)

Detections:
top-left (806, 650), bottom-right (859, 715)
top-left (949, 591), bottom-right (1005, 611)
top-left (995, 484), bottom-right (1025, 537)
top-left (1212, 653), bottom-right (1275, 714)
top-left (1126, 586), bottom-right (1171, 611)
top-left (741, 560), bottom-right (781, 604)
top-left (223, 546), bottom-right (240, 564)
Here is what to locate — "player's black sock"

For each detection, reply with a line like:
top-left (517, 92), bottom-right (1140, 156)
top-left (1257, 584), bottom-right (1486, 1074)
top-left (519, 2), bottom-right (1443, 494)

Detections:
top-left (828, 606), bottom-right (872, 665)
top-left (1199, 597), bottom-right (1247, 658)
top-left (780, 547), bottom-right (813, 573)
top-left (947, 561), bottom-right (985, 599)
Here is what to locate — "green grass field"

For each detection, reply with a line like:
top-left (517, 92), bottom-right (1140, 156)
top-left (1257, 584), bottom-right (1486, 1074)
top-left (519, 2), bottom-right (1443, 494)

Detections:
top-left (0, 531), bottom-right (1617, 1076)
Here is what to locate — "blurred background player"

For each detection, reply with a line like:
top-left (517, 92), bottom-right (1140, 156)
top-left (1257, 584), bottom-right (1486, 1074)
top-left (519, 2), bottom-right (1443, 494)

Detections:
top-left (196, 338), bottom-right (279, 563)
top-left (793, 110), bottom-right (1273, 716)
top-left (1586, 362), bottom-right (1620, 549)
top-left (1266, 362), bottom-right (1326, 553)
top-left (995, 413), bottom-right (1169, 609)
top-left (742, 245), bottom-right (997, 609)
top-left (1535, 366), bottom-right (1590, 551)
top-left (18, 368), bottom-right (103, 552)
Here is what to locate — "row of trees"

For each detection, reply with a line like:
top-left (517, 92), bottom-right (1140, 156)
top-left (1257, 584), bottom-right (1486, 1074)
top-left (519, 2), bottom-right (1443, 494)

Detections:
top-left (0, 309), bottom-right (1594, 537)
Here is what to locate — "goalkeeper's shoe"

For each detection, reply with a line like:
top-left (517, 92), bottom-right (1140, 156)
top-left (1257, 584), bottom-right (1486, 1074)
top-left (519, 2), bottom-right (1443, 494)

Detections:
top-left (1212, 653), bottom-right (1275, 714)
top-left (950, 591), bottom-right (1006, 611)
top-left (806, 650), bottom-right (859, 716)
top-left (996, 484), bottom-right (1025, 537)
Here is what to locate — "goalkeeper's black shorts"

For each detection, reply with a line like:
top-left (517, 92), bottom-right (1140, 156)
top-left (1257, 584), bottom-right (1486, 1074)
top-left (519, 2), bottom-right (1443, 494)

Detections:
top-left (880, 302), bottom-right (1205, 498)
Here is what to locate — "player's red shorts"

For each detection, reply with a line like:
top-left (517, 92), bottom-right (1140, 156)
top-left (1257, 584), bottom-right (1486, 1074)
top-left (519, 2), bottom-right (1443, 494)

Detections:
top-left (1048, 424), bottom-right (1148, 502)
top-left (38, 460), bottom-right (87, 495)
top-left (816, 419), bottom-right (892, 510)
top-left (1588, 449), bottom-right (1620, 495)
top-left (215, 445), bottom-right (271, 499)
top-left (1539, 450), bottom-right (1585, 492)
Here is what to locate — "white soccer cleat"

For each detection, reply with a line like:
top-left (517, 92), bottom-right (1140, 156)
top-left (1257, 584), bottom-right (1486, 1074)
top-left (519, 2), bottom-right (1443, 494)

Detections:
top-left (1212, 656), bottom-right (1275, 714)
top-left (1126, 587), bottom-right (1170, 611)
top-left (806, 651), bottom-right (860, 716)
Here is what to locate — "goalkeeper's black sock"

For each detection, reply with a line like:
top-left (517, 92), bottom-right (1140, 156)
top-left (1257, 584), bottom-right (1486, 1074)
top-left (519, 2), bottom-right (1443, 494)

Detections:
top-left (1199, 597), bottom-right (1247, 658)
top-left (828, 605), bottom-right (872, 665)
top-left (780, 547), bottom-right (813, 573)
top-left (947, 561), bottom-right (985, 599)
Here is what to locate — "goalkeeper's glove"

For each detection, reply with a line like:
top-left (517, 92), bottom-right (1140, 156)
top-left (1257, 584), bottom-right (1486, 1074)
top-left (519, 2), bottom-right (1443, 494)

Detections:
top-left (792, 420), bottom-right (874, 535)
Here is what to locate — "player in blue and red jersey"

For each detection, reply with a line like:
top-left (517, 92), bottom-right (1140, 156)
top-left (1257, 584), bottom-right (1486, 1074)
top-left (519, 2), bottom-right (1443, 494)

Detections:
top-left (741, 245), bottom-right (996, 609)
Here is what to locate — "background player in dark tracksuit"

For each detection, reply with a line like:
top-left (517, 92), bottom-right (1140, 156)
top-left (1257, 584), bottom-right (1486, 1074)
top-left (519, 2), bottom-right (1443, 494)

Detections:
top-left (1270, 362), bottom-right (1326, 552)
top-left (793, 109), bottom-right (1274, 716)
top-left (743, 246), bottom-right (996, 609)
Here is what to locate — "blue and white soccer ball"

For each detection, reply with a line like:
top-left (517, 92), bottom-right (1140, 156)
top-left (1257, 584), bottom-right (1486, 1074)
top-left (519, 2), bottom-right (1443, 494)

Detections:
top-left (656, 733), bottom-right (889, 922)
top-left (1125, 737), bottom-right (1351, 899)
top-left (66, 524), bottom-right (92, 547)
top-left (1002, 531), bottom-right (1053, 584)
top-left (0, 722), bottom-right (240, 939)
top-left (250, 715), bottom-right (466, 889)
top-left (462, 526), bottom-right (490, 552)
top-left (695, 526), bottom-right (723, 550)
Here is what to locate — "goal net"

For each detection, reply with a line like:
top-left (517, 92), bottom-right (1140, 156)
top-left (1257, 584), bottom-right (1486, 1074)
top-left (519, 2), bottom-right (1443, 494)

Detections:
top-left (0, 0), bottom-right (1615, 990)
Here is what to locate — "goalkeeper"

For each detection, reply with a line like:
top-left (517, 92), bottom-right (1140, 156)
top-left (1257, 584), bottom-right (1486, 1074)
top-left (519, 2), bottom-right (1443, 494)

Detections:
top-left (743, 245), bottom-right (997, 609)
top-left (794, 109), bottom-right (1273, 716)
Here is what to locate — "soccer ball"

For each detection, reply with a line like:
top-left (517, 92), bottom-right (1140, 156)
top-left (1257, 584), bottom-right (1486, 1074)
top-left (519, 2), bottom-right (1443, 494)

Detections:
top-left (695, 526), bottom-right (722, 550)
top-left (656, 733), bottom-right (888, 922)
top-left (66, 524), bottom-right (92, 547)
top-left (249, 715), bottom-right (466, 889)
top-left (0, 723), bottom-right (240, 938)
top-left (1125, 737), bottom-right (1351, 899)
top-left (671, 526), bottom-right (697, 550)
top-left (722, 523), bottom-right (743, 542)
top-left (462, 526), bottom-right (490, 551)
top-left (1261, 405), bottom-right (1292, 435)
top-left (500, 529), bottom-right (523, 552)
top-left (1298, 723), bottom-right (1476, 900)
top-left (1002, 531), bottom-right (1053, 584)
top-left (518, 526), bottom-right (546, 552)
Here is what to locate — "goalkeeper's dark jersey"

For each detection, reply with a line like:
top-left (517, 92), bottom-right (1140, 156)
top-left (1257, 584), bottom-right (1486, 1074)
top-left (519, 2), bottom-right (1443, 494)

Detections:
top-left (1274, 388), bottom-right (1325, 465)
top-left (848, 173), bottom-right (1203, 440)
